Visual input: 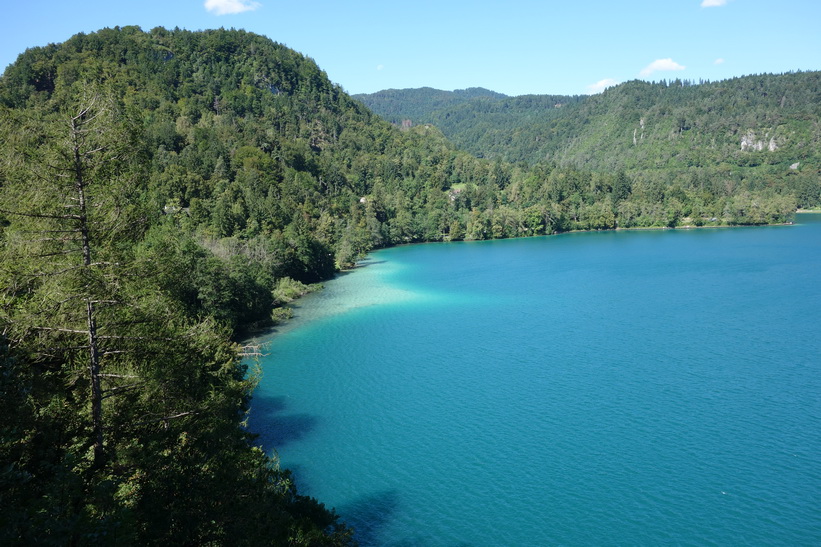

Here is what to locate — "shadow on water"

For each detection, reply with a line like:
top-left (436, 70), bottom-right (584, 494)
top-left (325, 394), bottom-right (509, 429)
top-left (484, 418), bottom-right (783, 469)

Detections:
top-left (340, 490), bottom-right (473, 547)
top-left (338, 490), bottom-right (402, 547)
top-left (355, 259), bottom-right (387, 268)
top-left (245, 393), bottom-right (318, 450)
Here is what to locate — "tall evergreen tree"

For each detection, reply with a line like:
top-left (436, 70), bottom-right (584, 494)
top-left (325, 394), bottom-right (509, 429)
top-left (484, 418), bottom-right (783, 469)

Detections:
top-left (0, 91), bottom-right (353, 545)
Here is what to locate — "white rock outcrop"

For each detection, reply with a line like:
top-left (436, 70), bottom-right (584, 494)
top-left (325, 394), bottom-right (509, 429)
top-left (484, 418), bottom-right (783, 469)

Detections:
top-left (741, 130), bottom-right (779, 152)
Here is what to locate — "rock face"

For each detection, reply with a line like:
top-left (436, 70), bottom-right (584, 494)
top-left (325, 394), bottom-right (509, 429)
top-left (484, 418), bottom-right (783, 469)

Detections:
top-left (741, 130), bottom-right (779, 152)
top-left (769, 136), bottom-right (778, 151)
top-left (633, 118), bottom-right (646, 146)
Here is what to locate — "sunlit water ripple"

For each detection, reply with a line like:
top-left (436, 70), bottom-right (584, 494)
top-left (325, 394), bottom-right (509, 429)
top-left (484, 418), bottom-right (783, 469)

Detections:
top-left (248, 216), bottom-right (821, 546)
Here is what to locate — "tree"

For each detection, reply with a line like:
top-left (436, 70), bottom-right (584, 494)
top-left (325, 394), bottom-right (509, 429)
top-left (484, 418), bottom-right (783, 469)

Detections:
top-left (0, 94), bottom-right (148, 470)
top-left (1, 94), bottom-right (354, 543)
top-left (612, 171), bottom-right (632, 203)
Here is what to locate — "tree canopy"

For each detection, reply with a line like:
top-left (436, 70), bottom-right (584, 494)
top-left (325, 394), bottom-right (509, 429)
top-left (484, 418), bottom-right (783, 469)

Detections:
top-left (356, 74), bottom-right (821, 211)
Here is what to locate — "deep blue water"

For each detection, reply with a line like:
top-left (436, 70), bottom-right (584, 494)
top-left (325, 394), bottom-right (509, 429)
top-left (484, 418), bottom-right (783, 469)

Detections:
top-left (249, 215), bottom-right (821, 546)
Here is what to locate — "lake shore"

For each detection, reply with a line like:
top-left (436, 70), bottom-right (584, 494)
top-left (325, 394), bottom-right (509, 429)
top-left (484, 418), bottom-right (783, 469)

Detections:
top-left (248, 212), bottom-right (815, 341)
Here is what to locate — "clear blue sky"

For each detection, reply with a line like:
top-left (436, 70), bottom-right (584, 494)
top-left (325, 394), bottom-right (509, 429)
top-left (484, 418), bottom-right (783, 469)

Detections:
top-left (2, 0), bottom-right (819, 96)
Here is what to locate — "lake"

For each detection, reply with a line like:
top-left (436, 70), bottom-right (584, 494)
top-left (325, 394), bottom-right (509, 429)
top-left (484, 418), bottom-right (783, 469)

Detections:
top-left (248, 215), bottom-right (821, 546)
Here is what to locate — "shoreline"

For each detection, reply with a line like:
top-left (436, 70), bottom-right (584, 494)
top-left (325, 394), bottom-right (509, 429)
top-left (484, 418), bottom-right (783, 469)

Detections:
top-left (248, 212), bottom-right (813, 341)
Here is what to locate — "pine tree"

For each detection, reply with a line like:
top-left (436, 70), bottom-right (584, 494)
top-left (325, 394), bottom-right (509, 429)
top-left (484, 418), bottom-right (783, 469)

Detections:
top-left (0, 90), bottom-right (354, 545)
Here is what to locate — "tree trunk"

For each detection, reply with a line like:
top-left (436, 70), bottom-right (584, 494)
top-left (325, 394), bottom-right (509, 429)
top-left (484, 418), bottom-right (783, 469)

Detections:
top-left (72, 107), bottom-right (104, 468)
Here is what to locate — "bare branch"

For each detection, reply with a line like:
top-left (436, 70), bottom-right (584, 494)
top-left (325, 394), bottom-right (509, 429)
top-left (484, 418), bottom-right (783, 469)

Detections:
top-left (2, 250), bottom-right (79, 262)
top-left (81, 146), bottom-right (106, 157)
top-left (31, 326), bottom-right (89, 334)
top-left (30, 249), bottom-right (82, 258)
top-left (134, 410), bottom-right (200, 427)
top-left (240, 344), bottom-right (265, 357)
top-left (17, 229), bottom-right (81, 234)
top-left (39, 345), bottom-right (92, 353)
top-left (28, 237), bottom-right (82, 243)
top-left (0, 207), bottom-right (83, 221)
top-left (25, 265), bottom-right (86, 277)
top-left (101, 383), bottom-right (144, 399)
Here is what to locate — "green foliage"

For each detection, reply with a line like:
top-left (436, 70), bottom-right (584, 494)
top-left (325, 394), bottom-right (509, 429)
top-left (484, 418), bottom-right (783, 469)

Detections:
top-left (358, 74), bottom-right (821, 210)
top-left (352, 86), bottom-right (507, 126)
top-left (0, 70), bottom-right (352, 543)
top-left (273, 276), bottom-right (318, 305)
top-left (0, 25), bottom-right (811, 544)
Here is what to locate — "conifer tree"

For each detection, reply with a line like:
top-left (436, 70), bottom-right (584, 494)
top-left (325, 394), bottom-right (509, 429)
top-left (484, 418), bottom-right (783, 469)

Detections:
top-left (1, 89), bottom-right (353, 545)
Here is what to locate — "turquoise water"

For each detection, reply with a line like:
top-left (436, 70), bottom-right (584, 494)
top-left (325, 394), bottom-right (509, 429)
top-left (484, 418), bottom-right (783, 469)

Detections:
top-left (249, 216), bottom-right (821, 546)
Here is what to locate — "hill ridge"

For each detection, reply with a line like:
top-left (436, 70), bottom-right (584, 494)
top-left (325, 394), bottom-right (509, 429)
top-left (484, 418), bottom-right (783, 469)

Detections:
top-left (355, 72), bottom-right (821, 175)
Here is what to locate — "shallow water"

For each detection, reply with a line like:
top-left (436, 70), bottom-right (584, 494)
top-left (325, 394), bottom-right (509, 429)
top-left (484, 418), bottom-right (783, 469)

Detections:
top-left (249, 216), bottom-right (821, 546)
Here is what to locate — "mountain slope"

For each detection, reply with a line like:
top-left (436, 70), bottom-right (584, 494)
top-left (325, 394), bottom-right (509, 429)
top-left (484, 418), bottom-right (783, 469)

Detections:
top-left (356, 74), bottom-right (821, 179)
top-left (352, 86), bottom-right (507, 125)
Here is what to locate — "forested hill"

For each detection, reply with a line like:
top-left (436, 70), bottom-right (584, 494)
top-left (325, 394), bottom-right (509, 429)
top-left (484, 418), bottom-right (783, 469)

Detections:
top-left (353, 88), bottom-right (585, 158)
top-left (0, 26), bottom-right (815, 545)
top-left (355, 73), bottom-right (821, 176)
top-left (0, 26), bottom-right (436, 545)
top-left (351, 86), bottom-right (508, 125)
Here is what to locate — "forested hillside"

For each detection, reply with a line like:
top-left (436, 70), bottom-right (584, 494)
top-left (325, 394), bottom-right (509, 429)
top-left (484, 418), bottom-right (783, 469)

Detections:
top-left (354, 88), bottom-right (585, 160)
top-left (0, 26), bottom-right (813, 544)
top-left (351, 86), bottom-right (508, 126)
top-left (356, 74), bottom-right (821, 209)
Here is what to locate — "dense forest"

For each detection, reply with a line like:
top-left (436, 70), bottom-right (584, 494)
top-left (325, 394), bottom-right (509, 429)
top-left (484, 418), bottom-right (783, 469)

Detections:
top-left (0, 26), bottom-right (817, 544)
top-left (356, 74), bottom-right (821, 210)
top-left (350, 86), bottom-right (510, 127)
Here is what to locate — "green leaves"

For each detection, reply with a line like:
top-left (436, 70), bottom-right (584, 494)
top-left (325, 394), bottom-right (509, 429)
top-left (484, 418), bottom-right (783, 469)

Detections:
top-left (0, 83), bottom-right (352, 542)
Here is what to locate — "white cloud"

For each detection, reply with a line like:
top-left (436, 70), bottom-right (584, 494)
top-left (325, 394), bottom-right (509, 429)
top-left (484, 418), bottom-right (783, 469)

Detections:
top-left (587, 78), bottom-right (618, 94)
top-left (639, 58), bottom-right (686, 77)
top-left (376, 64), bottom-right (385, 71)
top-left (701, 0), bottom-right (728, 6)
top-left (204, 0), bottom-right (261, 15)
top-left (714, 57), bottom-right (725, 65)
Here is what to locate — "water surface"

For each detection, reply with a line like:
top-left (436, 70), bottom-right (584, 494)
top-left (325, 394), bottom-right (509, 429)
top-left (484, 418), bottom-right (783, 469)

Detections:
top-left (249, 216), bottom-right (821, 546)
